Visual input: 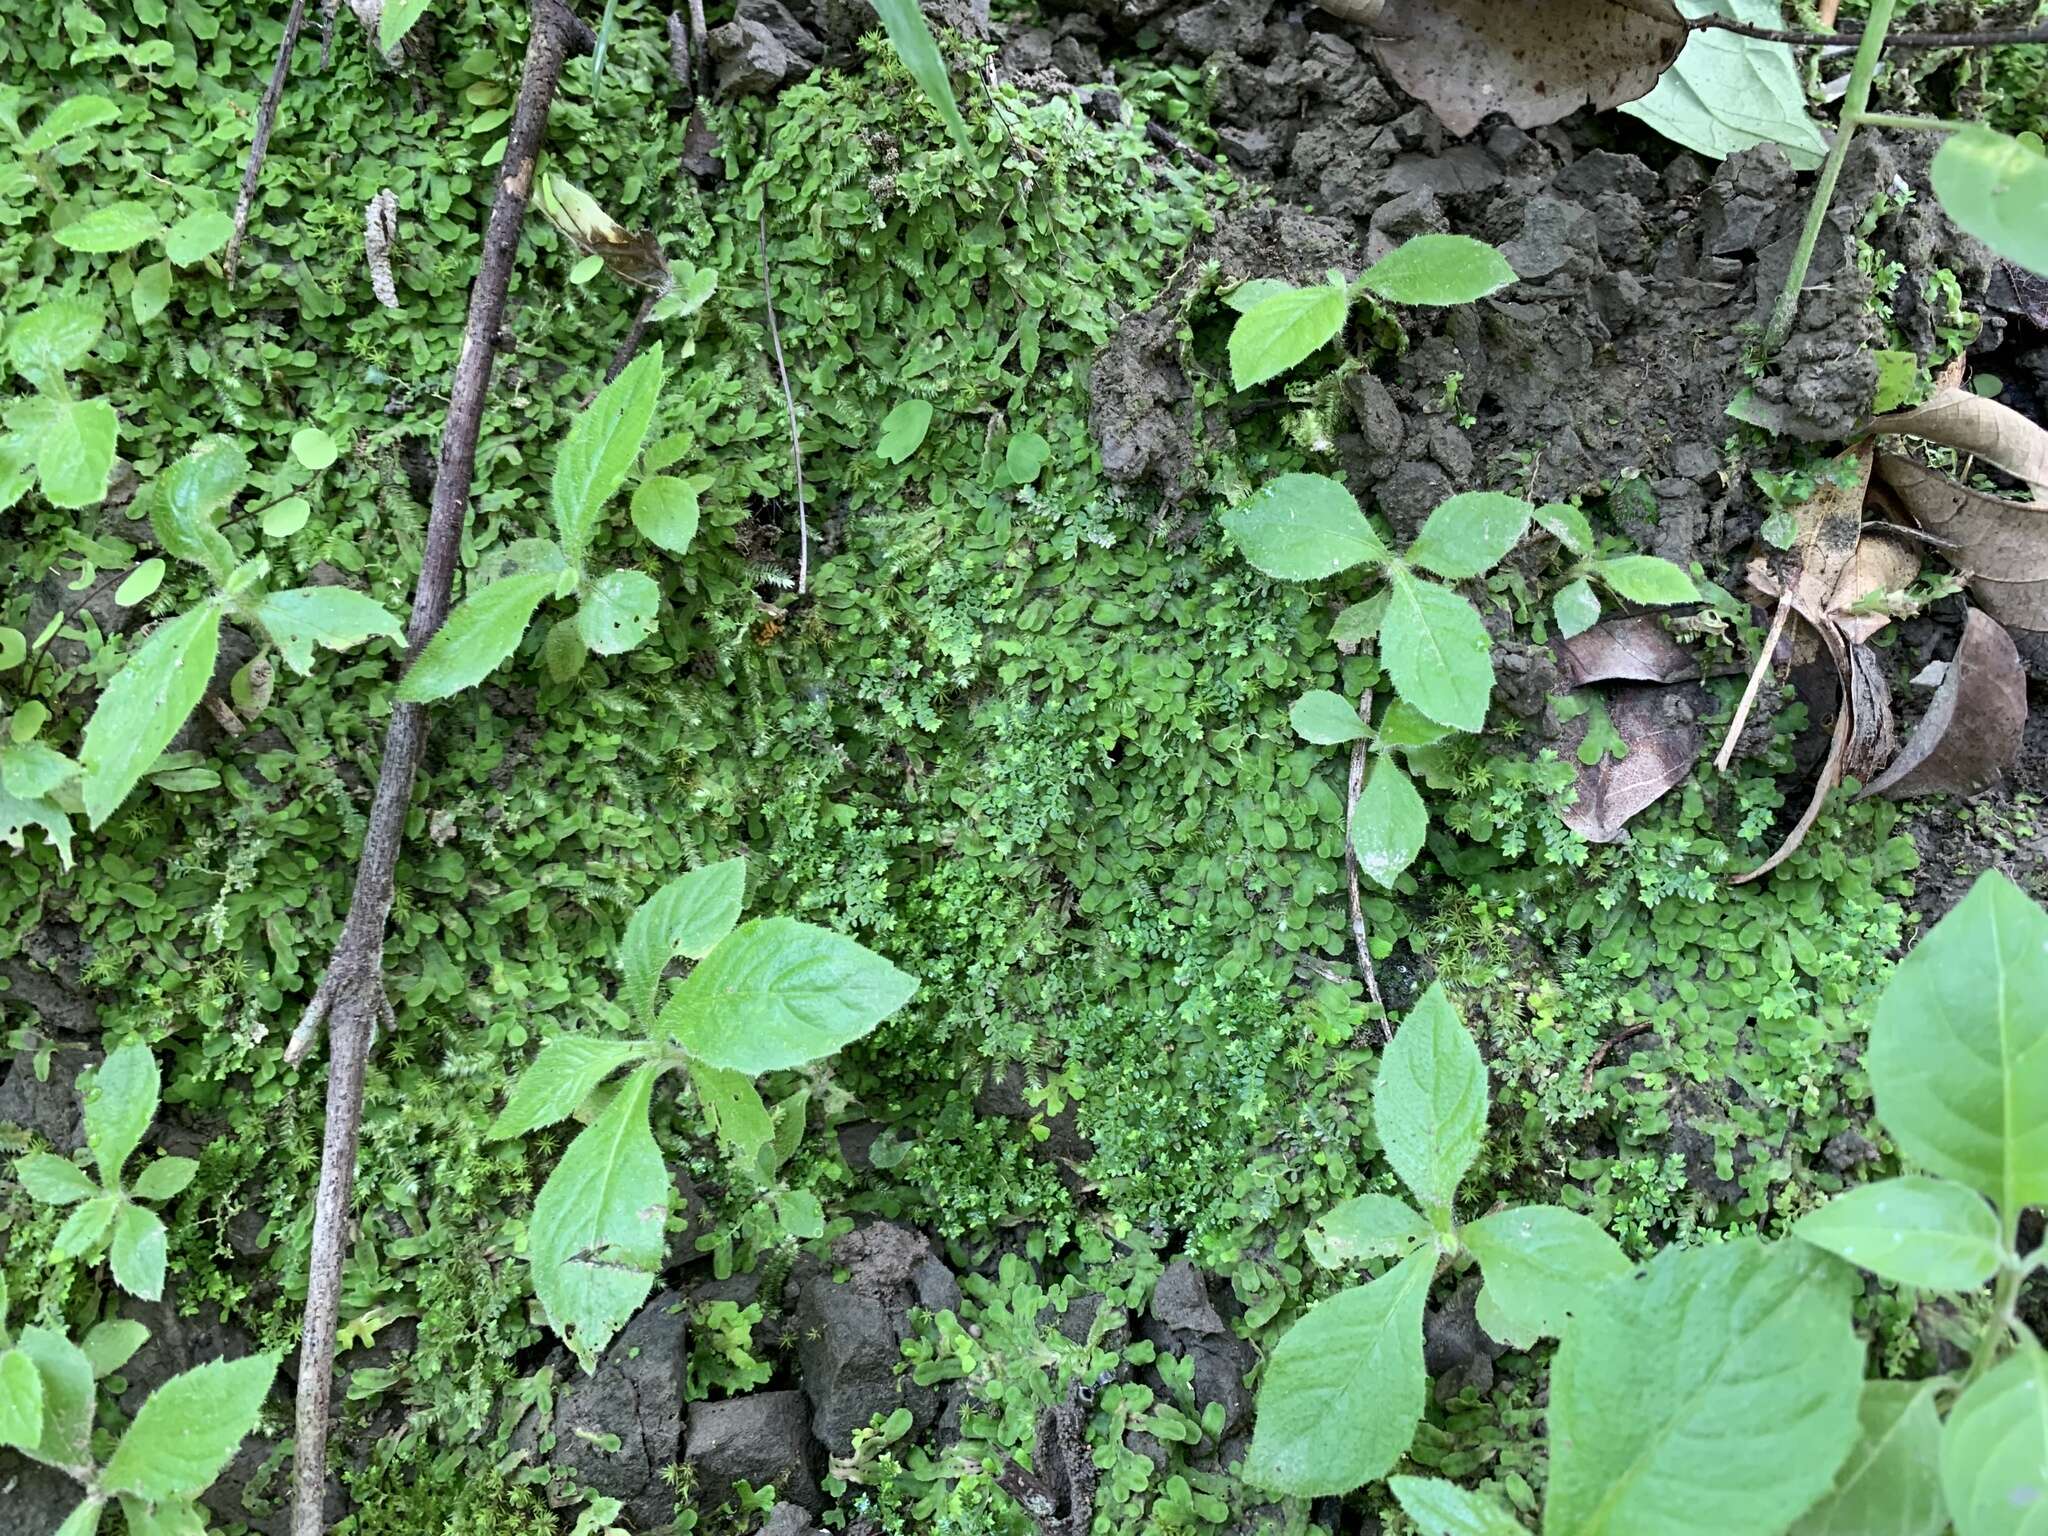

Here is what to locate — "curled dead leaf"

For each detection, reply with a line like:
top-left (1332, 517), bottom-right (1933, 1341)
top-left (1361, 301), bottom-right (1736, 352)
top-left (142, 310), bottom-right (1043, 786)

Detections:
top-left (1731, 704), bottom-right (1850, 885)
top-left (1558, 681), bottom-right (1707, 843)
top-left (1842, 641), bottom-right (1896, 785)
top-left (1871, 388), bottom-right (2048, 490)
top-left (1554, 615), bottom-right (1699, 687)
top-left (1329, 0), bottom-right (1688, 136)
top-left (1792, 441), bottom-right (1875, 614)
top-left (1860, 609), bottom-right (2027, 801)
top-left (1828, 530), bottom-right (1921, 644)
top-left (535, 173), bottom-right (672, 292)
top-left (1875, 454), bottom-right (2048, 634)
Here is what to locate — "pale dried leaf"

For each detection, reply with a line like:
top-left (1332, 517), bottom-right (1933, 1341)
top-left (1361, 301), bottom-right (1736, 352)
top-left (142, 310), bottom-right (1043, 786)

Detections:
top-left (1359, 0), bottom-right (1688, 137)
top-left (1872, 388), bottom-right (2048, 492)
top-left (1842, 641), bottom-right (1896, 785)
top-left (1559, 681), bottom-right (1707, 843)
top-left (1828, 531), bottom-right (1920, 643)
top-left (363, 190), bottom-right (399, 310)
top-left (1555, 615), bottom-right (1699, 686)
top-left (1876, 454), bottom-right (2048, 633)
top-left (536, 175), bottom-right (672, 293)
top-left (1792, 441), bottom-right (1874, 614)
top-left (1860, 609), bottom-right (2027, 801)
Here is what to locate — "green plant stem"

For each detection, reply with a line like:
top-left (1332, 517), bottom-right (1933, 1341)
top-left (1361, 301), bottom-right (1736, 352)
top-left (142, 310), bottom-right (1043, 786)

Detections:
top-left (1763, 0), bottom-right (1899, 356)
top-left (1955, 1262), bottom-right (2024, 1397)
top-left (1854, 113), bottom-right (1965, 133)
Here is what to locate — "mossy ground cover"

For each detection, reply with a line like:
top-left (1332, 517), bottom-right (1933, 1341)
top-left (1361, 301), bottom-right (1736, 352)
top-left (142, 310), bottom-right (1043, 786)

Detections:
top-left (0, 2), bottom-right (2032, 1533)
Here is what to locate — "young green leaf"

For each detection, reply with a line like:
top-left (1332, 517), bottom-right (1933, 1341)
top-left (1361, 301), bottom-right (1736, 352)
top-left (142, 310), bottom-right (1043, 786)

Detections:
top-left (659, 917), bottom-right (917, 1075)
top-left (618, 857), bottom-right (748, 1026)
top-left (869, 0), bottom-right (974, 153)
top-left (8, 296), bottom-right (104, 385)
top-left (1939, 1345), bottom-right (2048, 1536)
top-left (1222, 473), bottom-right (1388, 581)
top-left (1868, 871), bottom-right (2048, 1220)
top-left (1244, 1248), bottom-right (1434, 1496)
top-left (1311, 1193), bottom-right (1433, 1267)
top-left (53, 1195), bottom-right (118, 1258)
top-left (575, 569), bottom-right (660, 656)
top-left (289, 425), bottom-right (339, 470)
top-left (688, 1062), bottom-right (775, 1165)
top-left (13, 1326), bottom-right (95, 1468)
top-left (54, 202), bottom-right (165, 253)
top-left (132, 261), bottom-right (172, 327)
top-left (129, 1156), bottom-right (197, 1202)
top-left (24, 94), bottom-right (119, 153)
top-left (162, 208), bottom-right (232, 266)
top-left (1790, 1381), bottom-right (1947, 1536)
top-left (35, 397), bottom-right (118, 509)
top-left (379, 0), bottom-right (436, 52)
top-left (1380, 566), bottom-right (1494, 732)
top-left (529, 1063), bottom-right (668, 1366)
top-left (1290, 689), bottom-right (1368, 745)
top-left (120, 1497), bottom-right (207, 1536)
top-left (78, 1320), bottom-right (150, 1380)
top-left (0, 741), bottom-right (76, 801)
top-left (1228, 280), bottom-right (1350, 390)
top-left (101, 1352), bottom-right (278, 1500)
top-left (1588, 555), bottom-right (1699, 606)
top-left (115, 561), bottom-right (165, 607)
top-left (1389, 1475), bottom-right (1530, 1536)
top-left (110, 1205), bottom-right (167, 1301)
top-left (630, 475), bottom-right (704, 554)
top-left (1376, 698), bottom-right (1452, 749)
top-left (0, 1346), bottom-right (43, 1451)
top-left (1330, 590), bottom-right (1389, 648)
top-left (1619, 21), bottom-right (1827, 170)
top-left (552, 346), bottom-right (664, 570)
top-left (1373, 984), bottom-right (1487, 1215)
top-left (1352, 756), bottom-right (1427, 889)
top-left (1931, 128), bottom-right (2048, 279)
top-left (53, 1502), bottom-right (105, 1536)
top-left (1461, 1205), bottom-right (1630, 1348)
top-left (151, 437), bottom-right (247, 579)
top-left (1405, 492), bottom-right (1534, 580)
top-left (489, 1037), bottom-right (655, 1140)
top-left (876, 399), bottom-right (935, 464)
top-left (1359, 234), bottom-right (1516, 307)
top-left (0, 780), bottom-right (73, 868)
top-left (1005, 429), bottom-right (1050, 484)
top-left (1543, 1239), bottom-right (1862, 1536)
top-left (254, 587), bottom-right (406, 674)
top-left (395, 569), bottom-right (555, 702)
top-left (1534, 501), bottom-right (1594, 555)
top-left (539, 619), bottom-right (587, 682)
top-left (1554, 578), bottom-right (1601, 638)
top-left (80, 604), bottom-right (221, 828)
top-left (16, 1152), bottom-right (99, 1204)
top-left (84, 1041), bottom-right (158, 1187)
top-left (1793, 1176), bottom-right (2003, 1290)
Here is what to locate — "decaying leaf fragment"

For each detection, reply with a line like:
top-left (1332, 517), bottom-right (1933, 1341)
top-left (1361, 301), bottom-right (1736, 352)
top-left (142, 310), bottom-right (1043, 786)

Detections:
top-left (1555, 615), bottom-right (1699, 686)
top-left (1860, 610), bottom-right (2027, 801)
top-left (364, 189), bottom-right (399, 310)
top-left (1559, 681), bottom-right (1708, 843)
top-left (1317, 0), bottom-right (1688, 136)
top-left (1872, 387), bottom-right (2048, 488)
top-left (535, 173), bottom-right (673, 293)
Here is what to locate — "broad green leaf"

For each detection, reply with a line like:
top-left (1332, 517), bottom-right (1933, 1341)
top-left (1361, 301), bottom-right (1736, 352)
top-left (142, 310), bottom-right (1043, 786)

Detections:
top-left (15, 1152), bottom-right (98, 1204)
top-left (1006, 429), bottom-right (1050, 484)
top-left (79, 602), bottom-right (220, 829)
top-left (1390, 1476), bottom-right (1530, 1535)
top-left (379, 0), bottom-right (435, 50)
top-left (152, 437), bottom-right (247, 579)
top-left (289, 425), bottom-right (339, 470)
top-left (54, 1194), bottom-right (118, 1258)
top-left (1534, 501), bottom-right (1594, 555)
top-left (36, 397), bottom-right (118, 509)
top-left (395, 569), bottom-right (554, 702)
top-left (876, 399), bottom-right (935, 464)
top-left (25, 94), bottom-right (119, 152)
top-left (1939, 1346), bottom-right (2048, 1536)
top-left (1380, 566), bottom-right (1494, 732)
top-left (690, 1062), bottom-right (774, 1165)
top-left (0, 1347), bottom-right (43, 1450)
top-left (1229, 280), bottom-right (1350, 390)
top-left (553, 347), bottom-right (664, 570)
top-left (162, 208), bottom-right (232, 266)
top-left (576, 569), bottom-right (660, 656)
top-left (1330, 590), bottom-right (1389, 648)
top-left (1360, 234), bottom-right (1516, 307)
top-left (1244, 1248), bottom-right (1434, 1496)
top-left (54, 1502), bottom-right (105, 1536)
top-left (1794, 1176), bottom-right (2003, 1290)
top-left (14, 1325), bottom-right (95, 1467)
top-left (120, 1497), bottom-right (206, 1536)
top-left (1377, 698), bottom-right (1452, 749)
top-left (1589, 555), bottom-right (1699, 606)
top-left (618, 857), bottom-right (748, 1026)
top-left (529, 1063), bottom-right (667, 1366)
top-left (630, 474), bottom-right (703, 554)
top-left (1543, 1238), bottom-right (1863, 1536)
top-left (1225, 276), bottom-right (1296, 313)
top-left (1222, 473), bottom-right (1387, 581)
top-left (79, 1319), bottom-right (150, 1379)
top-left (1373, 984), bottom-right (1487, 1214)
top-left (1869, 871), bottom-right (2048, 1218)
top-left (0, 781), bottom-right (72, 867)
top-left (1, 740), bottom-right (78, 799)
top-left (1554, 578), bottom-right (1601, 638)
top-left (1352, 756), bottom-right (1427, 889)
top-left (254, 587), bottom-right (406, 675)
top-left (869, 0), bottom-right (974, 154)
top-left (1406, 492), bottom-right (1534, 580)
top-left (1791, 1381), bottom-right (1948, 1536)
top-left (1462, 1205), bottom-right (1630, 1347)
top-left (1290, 689), bottom-right (1367, 745)
top-left (54, 201), bottom-right (165, 253)
top-left (84, 1041), bottom-right (158, 1187)
top-left (1620, 1), bottom-right (1827, 170)
top-left (102, 1352), bottom-right (278, 1500)
top-left (9, 295), bottom-right (104, 384)
top-left (776, 1187), bottom-right (825, 1239)
top-left (1931, 128), bottom-right (2048, 279)
top-left (659, 916), bottom-right (917, 1075)
top-left (132, 261), bottom-right (172, 327)
top-left (488, 1037), bottom-right (655, 1140)
top-left (115, 560), bottom-right (165, 607)
top-left (110, 1205), bottom-right (167, 1300)
top-left (1311, 1193), bottom-right (1432, 1267)
top-left (129, 1155), bottom-right (197, 1202)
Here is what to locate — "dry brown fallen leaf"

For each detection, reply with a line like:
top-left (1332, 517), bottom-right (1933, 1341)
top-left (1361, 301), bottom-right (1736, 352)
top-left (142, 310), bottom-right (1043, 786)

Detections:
top-left (1314, 0), bottom-right (1688, 136)
top-left (1554, 615), bottom-right (1699, 687)
top-left (1860, 609), bottom-right (2028, 801)
top-left (1871, 388), bottom-right (2048, 488)
top-left (1875, 455), bottom-right (2048, 634)
top-left (1559, 681), bottom-right (1708, 844)
top-left (1842, 641), bottom-right (1896, 785)
top-left (1828, 531), bottom-right (1921, 645)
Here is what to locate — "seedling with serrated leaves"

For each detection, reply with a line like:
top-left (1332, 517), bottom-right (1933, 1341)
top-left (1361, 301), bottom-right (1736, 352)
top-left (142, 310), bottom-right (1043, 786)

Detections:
top-left (397, 345), bottom-right (696, 701)
top-left (486, 856), bottom-right (916, 1368)
top-left (13, 1042), bottom-right (198, 1302)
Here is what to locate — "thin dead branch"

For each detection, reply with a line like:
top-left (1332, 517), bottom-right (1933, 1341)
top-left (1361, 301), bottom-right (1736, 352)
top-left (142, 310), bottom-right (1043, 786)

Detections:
top-left (759, 211), bottom-right (811, 596)
top-left (1690, 12), bottom-right (2048, 46)
top-left (1714, 590), bottom-right (1791, 773)
top-left (226, 0), bottom-right (313, 283)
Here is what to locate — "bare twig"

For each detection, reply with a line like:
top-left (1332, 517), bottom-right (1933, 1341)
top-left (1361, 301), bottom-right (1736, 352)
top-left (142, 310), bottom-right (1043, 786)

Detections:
top-left (758, 211), bottom-right (810, 596)
top-left (226, 0), bottom-right (312, 284)
top-left (1713, 590), bottom-right (1792, 774)
top-left (1342, 690), bottom-right (1386, 1022)
top-left (1691, 12), bottom-right (2048, 47)
top-left (284, 7), bottom-right (593, 1532)
top-left (1144, 120), bottom-right (1220, 175)
top-left (1582, 1021), bottom-right (1654, 1092)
